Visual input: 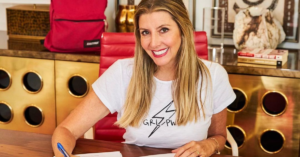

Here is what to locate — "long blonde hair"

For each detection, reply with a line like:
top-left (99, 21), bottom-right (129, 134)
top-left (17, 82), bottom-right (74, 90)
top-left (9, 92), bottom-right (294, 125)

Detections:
top-left (116, 0), bottom-right (211, 128)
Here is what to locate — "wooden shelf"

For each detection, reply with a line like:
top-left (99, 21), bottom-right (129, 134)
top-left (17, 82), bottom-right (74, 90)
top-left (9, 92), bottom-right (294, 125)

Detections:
top-left (0, 0), bottom-right (50, 4)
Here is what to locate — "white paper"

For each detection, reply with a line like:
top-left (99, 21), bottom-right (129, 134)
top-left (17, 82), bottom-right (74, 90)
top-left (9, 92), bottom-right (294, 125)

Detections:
top-left (54, 151), bottom-right (122, 157)
top-left (76, 151), bottom-right (122, 157)
top-left (140, 153), bottom-right (175, 157)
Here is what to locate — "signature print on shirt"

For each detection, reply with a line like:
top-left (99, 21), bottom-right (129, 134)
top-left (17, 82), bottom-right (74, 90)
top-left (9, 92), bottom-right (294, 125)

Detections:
top-left (143, 100), bottom-right (176, 137)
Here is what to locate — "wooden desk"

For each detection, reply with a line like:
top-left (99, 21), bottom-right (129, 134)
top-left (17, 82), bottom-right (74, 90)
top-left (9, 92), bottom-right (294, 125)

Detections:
top-left (0, 129), bottom-right (238, 157)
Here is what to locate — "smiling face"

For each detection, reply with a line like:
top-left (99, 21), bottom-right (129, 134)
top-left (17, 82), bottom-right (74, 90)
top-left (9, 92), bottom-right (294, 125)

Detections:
top-left (138, 11), bottom-right (182, 70)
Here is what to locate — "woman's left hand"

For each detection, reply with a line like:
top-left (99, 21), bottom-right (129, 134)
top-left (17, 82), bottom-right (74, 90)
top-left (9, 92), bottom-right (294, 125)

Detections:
top-left (172, 139), bottom-right (216, 157)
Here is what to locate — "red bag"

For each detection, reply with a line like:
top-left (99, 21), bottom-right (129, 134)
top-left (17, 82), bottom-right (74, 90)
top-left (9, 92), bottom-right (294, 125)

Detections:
top-left (44, 0), bottom-right (107, 54)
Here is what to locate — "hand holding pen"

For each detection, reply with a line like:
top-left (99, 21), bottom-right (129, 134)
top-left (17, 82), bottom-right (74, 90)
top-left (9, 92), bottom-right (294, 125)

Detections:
top-left (57, 143), bottom-right (70, 157)
top-left (57, 142), bottom-right (79, 157)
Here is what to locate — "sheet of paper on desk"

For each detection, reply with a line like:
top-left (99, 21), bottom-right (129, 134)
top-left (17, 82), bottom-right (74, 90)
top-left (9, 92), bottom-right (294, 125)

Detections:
top-left (54, 151), bottom-right (122, 157)
top-left (76, 151), bottom-right (122, 157)
top-left (140, 153), bottom-right (175, 157)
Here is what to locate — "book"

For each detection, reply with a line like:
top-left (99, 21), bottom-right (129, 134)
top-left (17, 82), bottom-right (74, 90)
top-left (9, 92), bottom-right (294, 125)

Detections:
top-left (237, 49), bottom-right (288, 66)
top-left (237, 56), bottom-right (287, 66)
top-left (238, 48), bottom-right (288, 59)
top-left (237, 62), bottom-right (288, 69)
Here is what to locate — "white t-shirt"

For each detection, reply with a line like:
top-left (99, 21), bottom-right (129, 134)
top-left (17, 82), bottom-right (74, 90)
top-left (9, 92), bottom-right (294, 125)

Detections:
top-left (92, 58), bottom-right (236, 149)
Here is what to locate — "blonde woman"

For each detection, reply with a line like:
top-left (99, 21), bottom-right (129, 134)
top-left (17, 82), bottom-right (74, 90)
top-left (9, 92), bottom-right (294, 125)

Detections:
top-left (52, 0), bottom-right (236, 157)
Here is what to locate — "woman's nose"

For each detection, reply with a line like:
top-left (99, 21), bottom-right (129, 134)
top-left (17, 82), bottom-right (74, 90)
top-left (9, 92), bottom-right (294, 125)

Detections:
top-left (150, 33), bottom-right (161, 48)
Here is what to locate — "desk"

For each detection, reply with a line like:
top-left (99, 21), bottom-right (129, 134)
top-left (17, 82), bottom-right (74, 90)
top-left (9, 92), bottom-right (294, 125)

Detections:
top-left (0, 129), bottom-right (238, 157)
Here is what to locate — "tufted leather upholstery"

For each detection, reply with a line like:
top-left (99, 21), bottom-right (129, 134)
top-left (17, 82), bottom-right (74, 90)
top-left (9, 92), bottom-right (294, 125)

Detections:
top-left (94, 31), bottom-right (208, 142)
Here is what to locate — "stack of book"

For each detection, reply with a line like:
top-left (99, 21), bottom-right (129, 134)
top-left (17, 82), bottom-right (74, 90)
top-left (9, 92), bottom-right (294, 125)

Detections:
top-left (237, 48), bottom-right (288, 66)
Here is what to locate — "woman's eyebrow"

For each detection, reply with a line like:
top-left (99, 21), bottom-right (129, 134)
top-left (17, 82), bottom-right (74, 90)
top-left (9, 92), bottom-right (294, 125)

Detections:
top-left (139, 24), bottom-right (171, 31)
top-left (156, 24), bottom-right (170, 29)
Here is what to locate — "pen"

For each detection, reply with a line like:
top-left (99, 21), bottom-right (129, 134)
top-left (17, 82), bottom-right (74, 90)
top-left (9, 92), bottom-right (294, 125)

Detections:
top-left (57, 142), bottom-right (70, 157)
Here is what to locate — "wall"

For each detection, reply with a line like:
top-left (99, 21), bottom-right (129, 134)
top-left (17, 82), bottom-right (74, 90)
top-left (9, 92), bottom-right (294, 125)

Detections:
top-left (0, 0), bottom-right (299, 49)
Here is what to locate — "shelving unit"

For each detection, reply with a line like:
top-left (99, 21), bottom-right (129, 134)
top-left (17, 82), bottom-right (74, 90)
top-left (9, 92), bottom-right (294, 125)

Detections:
top-left (0, 0), bottom-right (49, 4)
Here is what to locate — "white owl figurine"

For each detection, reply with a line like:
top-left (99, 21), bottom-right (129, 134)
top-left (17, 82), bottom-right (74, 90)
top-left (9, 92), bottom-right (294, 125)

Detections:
top-left (233, 7), bottom-right (286, 50)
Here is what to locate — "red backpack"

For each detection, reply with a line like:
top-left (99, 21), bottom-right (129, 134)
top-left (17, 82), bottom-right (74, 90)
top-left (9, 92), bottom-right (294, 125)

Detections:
top-left (44, 0), bottom-right (107, 54)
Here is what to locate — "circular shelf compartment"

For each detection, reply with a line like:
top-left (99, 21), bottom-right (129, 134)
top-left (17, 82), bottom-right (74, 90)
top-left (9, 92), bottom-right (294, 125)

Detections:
top-left (260, 129), bottom-right (285, 154)
top-left (227, 88), bottom-right (248, 113)
top-left (0, 68), bottom-right (12, 91)
top-left (24, 105), bottom-right (44, 127)
top-left (261, 91), bottom-right (288, 116)
top-left (22, 72), bottom-right (43, 94)
top-left (225, 125), bottom-right (246, 149)
top-left (68, 75), bottom-right (89, 98)
top-left (0, 102), bottom-right (13, 124)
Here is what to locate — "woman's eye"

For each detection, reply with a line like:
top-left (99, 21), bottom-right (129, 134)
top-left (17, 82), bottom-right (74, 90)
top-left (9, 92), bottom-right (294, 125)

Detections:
top-left (141, 31), bottom-right (149, 35)
top-left (160, 28), bottom-right (169, 33)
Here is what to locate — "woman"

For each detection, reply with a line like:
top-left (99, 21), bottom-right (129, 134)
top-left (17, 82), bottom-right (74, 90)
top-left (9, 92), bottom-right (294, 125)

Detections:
top-left (52, 0), bottom-right (236, 157)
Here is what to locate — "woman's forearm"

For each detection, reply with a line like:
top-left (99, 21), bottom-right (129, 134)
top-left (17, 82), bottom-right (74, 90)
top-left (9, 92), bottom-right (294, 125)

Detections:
top-left (52, 126), bottom-right (77, 157)
top-left (208, 134), bottom-right (226, 153)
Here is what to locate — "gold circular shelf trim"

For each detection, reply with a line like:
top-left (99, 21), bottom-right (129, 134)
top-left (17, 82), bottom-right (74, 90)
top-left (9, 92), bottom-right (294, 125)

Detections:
top-left (259, 129), bottom-right (285, 154)
top-left (227, 87), bottom-right (248, 113)
top-left (0, 101), bottom-right (14, 124)
top-left (68, 74), bottom-right (89, 98)
top-left (225, 124), bottom-right (247, 149)
top-left (0, 68), bottom-right (12, 91)
top-left (23, 105), bottom-right (45, 128)
top-left (22, 71), bottom-right (43, 94)
top-left (261, 91), bottom-right (288, 117)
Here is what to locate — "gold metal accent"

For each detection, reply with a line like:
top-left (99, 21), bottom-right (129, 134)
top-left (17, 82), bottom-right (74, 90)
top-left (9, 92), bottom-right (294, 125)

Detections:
top-left (227, 87), bottom-right (248, 113)
top-left (126, 5), bottom-right (136, 32)
top-left (68, 74), bottom-right (89, 98)
top-left (225, 125), bottom-right (246, 149)
top-left (221, 74), bottom-right (300, 157)
top-left (259, 129), bottom-right (285, 154)
top-left (22, 71), bottom-right (43, 94)
top-left (261, 91), bottom-right (288, 117)
top-left (0, 101), bottom-right (13, 124)
top-left (126, 5), bottom-right (136, 25)
top-left (23, 105), bottom-right (44, 128)
top-left (116, 5), bottom-right (128, 32)
top-left (0, 68), bottom-right (12, 91)
top-left (0, 56), bottom-right (56, 134)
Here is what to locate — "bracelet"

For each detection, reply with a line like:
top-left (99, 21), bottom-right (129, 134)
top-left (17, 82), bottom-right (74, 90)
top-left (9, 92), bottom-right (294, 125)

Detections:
top-left (209, 137), bottom-right (220, 154)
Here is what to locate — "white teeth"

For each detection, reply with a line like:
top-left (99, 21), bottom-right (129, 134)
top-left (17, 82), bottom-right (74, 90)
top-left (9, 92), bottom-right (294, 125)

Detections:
top-left (153, 48), bottom-right (168, 55)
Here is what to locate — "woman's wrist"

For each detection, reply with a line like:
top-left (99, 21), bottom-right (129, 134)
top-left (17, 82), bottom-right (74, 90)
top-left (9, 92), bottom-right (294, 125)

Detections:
top-left (208, 137), bottom-right (220, 154)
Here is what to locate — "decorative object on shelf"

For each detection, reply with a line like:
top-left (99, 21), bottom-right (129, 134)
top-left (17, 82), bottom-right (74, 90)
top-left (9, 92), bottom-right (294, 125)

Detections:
top-left (115, 5), bottom-right (128, 32)
top-left (115, 0), bottom-right (136, 32)
top-left (6, 4), bottom-right (50, 51)
top-left (233, 7), bottom-right (285, 50)
top-left (214, 0), bottom-right (299, 42)
top-left (126, 5), bottom-right (136, 32)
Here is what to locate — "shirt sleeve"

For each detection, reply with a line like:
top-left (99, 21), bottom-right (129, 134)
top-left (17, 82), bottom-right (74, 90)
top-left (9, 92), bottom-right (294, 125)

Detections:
top-left (212, 65), bottom-right (236, 114)
top-left (92, 60), bottom-right (123, 114)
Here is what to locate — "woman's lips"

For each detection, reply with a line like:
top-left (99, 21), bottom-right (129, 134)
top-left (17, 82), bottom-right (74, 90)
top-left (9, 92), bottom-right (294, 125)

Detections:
top-left (152, 48), bottom-right (169, 58)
